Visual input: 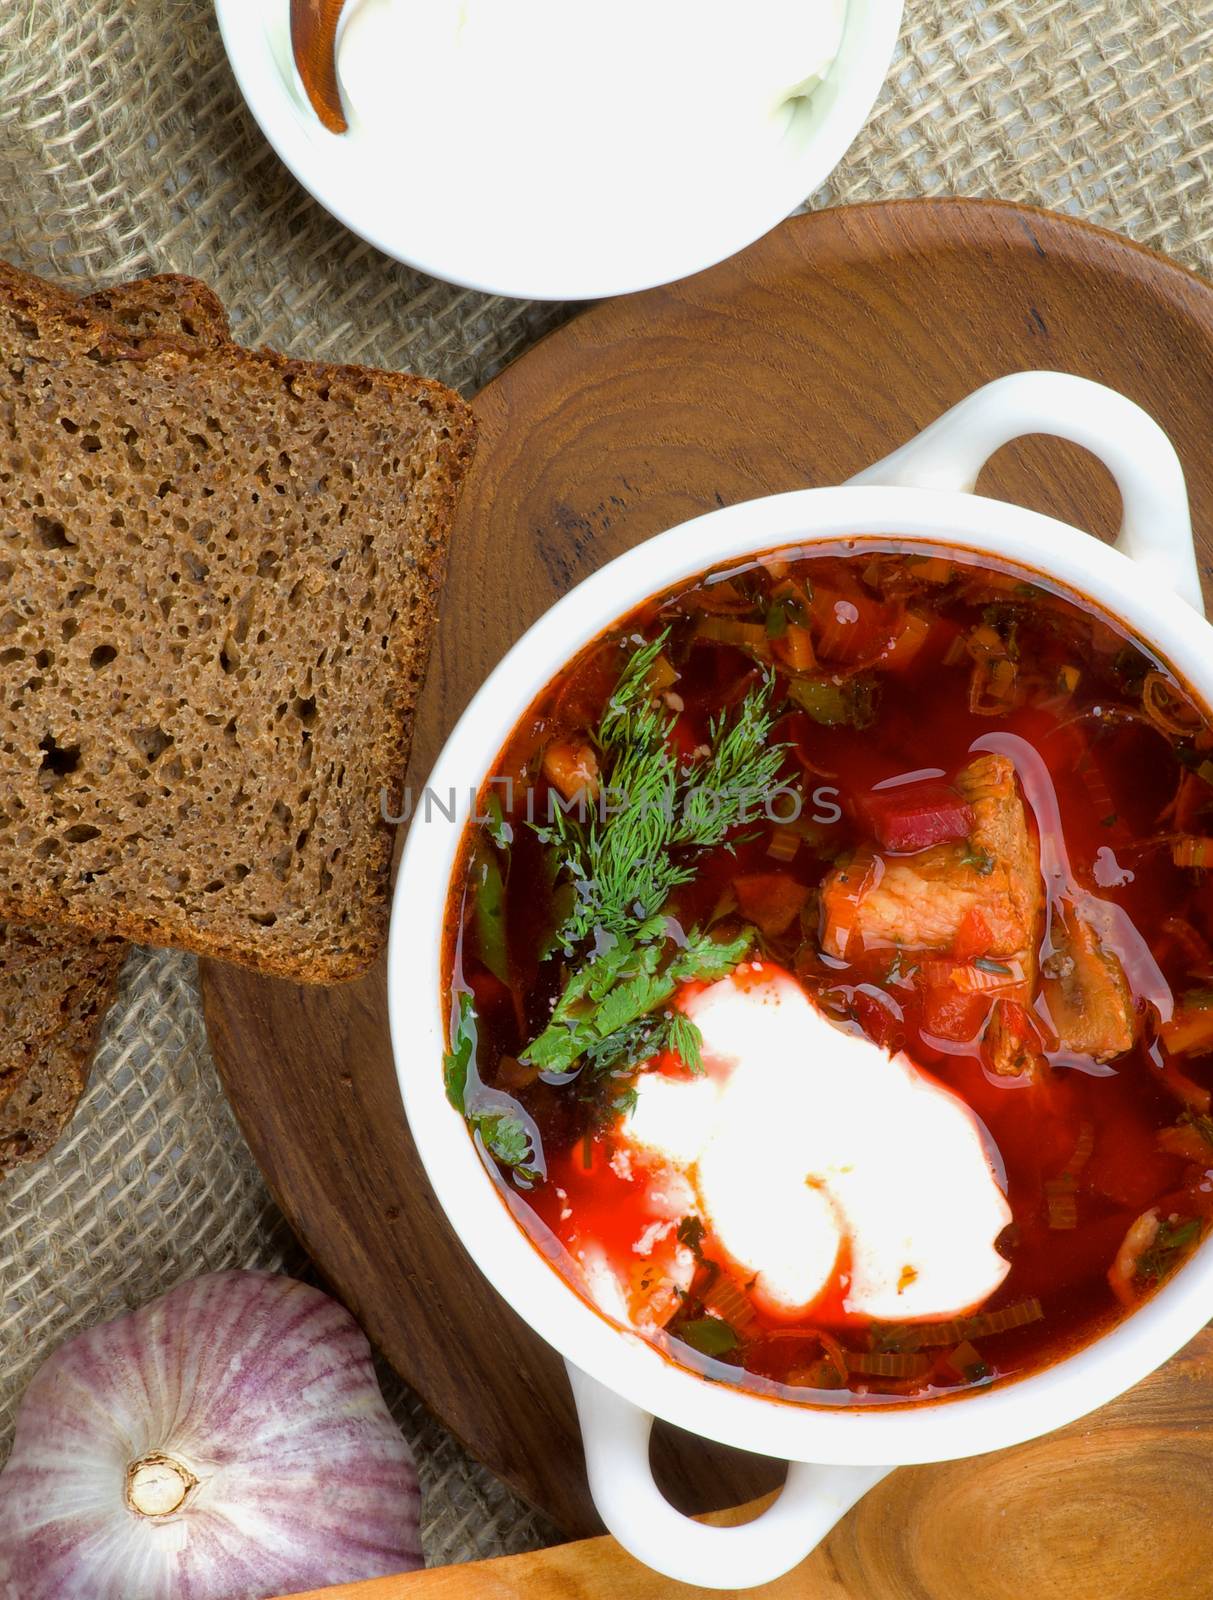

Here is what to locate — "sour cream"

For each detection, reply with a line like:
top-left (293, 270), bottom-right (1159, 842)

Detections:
top-left (334, 0), bottom-right (847, 279)
top-left (618, 965), bottom-right (1011, 1326)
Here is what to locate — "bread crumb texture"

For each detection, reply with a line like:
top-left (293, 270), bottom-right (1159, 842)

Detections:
top-left (0, 261), bottom-right (476, 982)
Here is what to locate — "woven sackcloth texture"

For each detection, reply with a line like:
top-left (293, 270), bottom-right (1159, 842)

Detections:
top-left (1, 0), bottom-right (1213, 1573)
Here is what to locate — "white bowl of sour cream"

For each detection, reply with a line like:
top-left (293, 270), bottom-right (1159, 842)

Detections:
top-left (214, 0), bottom-right (904, 300)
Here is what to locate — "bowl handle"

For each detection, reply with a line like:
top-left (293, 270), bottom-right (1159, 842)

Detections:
top-left (566, 1362), bottom-right (888, 1590)
top-left (849, 371), bottom-right (1204, 614)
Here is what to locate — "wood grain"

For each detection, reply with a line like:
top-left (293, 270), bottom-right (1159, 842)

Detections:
top-left (278, 1329), bottom-right (1213, 1599)
top-left (202, 198), bottom-right (1213, 1537)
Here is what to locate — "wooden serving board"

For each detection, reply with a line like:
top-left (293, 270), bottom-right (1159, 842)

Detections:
top-left (203, 198), bottom-right (1213, 1542)
top-left (280, 1331), bottom-right (1213, 1600)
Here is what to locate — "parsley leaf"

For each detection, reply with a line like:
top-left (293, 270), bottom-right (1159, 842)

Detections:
top-left (445, 993), bottom-right (544, 1185)
top-left (472, 1108), bottom-right (541, 1184)
top-left (443, 992), bottom-right (477, 1114)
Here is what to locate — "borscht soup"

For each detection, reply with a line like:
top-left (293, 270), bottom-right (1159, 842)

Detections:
top-left (442, 542), bottom-right (1213, 1406)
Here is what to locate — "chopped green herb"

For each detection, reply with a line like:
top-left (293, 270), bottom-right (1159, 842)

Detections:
top-left (473, 1109), bottom-right (540, 1183)
top-left (1113, 645), bottom-right (1148, 690)
top-left (473, 846), bottom-right (510, 986)
top-left (611, 1081), bottom-right (640, 1120)
top-left (981, 606), bottom-right (1022, 661)
top-left (677, 1215), bottom-right (707, 1261)
top-left (677, 1316), bottom-right (739, 1358)
top-left (962, 844), bottom-right (996, 876)
top-left (538, 635), bottom-right (782, 946)
top-left (484, 790), bottom-right (513, 850)
top-left (525, 925), bottom-right (752, 1079)
top-left (1101, 813), bottom-right (1119, 828)
top-left (765, 602), bottom-right (788, 639)
top-left (1137, 1217), bottom-right (1201, 1285)
top-left (1180, 1110), bottom-right (1213, 1147)
top-left (521, 637), bottom-right (779, 1081)
top-left (445, 994), bottom-right (542, 1184)
top-left (884, 951), bottom-right (919, 987)
top-left (666, 1011), bottom-right (705, 1075)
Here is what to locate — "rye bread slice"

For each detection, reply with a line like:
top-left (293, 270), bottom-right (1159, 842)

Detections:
top-left (0, 279), bottom-right (214, 1176)
top-left (0, 259), bottom-right (475, 982)
top-left (0, 278), bottom-right (239, 1177)
top-left (0, 922), bottom-right (124, 1174)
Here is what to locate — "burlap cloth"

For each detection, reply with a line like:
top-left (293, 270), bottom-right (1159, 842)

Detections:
top-left (1, 0), bottom-right (1212, 1573)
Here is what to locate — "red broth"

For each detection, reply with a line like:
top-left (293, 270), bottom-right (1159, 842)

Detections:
top-left (442, 543), bottom-right (1213, 1406)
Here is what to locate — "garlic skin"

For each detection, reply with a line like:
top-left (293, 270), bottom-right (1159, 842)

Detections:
top-left (0, 1271), bottom-right (422, 1599)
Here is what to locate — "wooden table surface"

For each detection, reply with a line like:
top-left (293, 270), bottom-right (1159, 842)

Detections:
top-left (278, 1329), bottom-right (1213, 1599)
top-left (203, 197), bottom-right (1213, 1537)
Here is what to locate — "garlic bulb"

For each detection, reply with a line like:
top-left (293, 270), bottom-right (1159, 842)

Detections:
top-left (0, 1271), bottom-right (422, 1599)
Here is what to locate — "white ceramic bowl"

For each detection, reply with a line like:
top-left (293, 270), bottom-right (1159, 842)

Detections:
top-left (213, 0), bottom-right (903, 301)
top-left (389, 372), bottom-right (1209, 1588)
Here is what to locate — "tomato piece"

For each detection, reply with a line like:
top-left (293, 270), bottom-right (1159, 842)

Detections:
top-left (733, 873), bottom-right (810, 938)
top-left (810, 584), bottom-right (896, 665)
top-left (920, 983), bottom-right (989, 1043)
top-left (852, 987), bottom-right (905, 1053)
top-left (879, 611), bottom-right (934, 671)
top-left (953, 907), bottom-right (995, 961)
top-left (859, 784), bottom-right (975, 853)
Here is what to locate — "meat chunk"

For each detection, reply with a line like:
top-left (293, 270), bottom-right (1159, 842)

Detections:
top-left (821, 754), bottom-right (1041, 971)
top-left (820, 752), bottom-right (1141, 1074)
top-left (1042, 899), bottom-right (1138, 1063)
top-left (822, 755), bottom-right (1043, 1076)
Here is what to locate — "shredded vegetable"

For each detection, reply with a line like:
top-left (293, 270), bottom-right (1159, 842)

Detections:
top-left (879, 1297), bottom-right (1044, 1351)
top-left (774, 624), bottom-right (816, 673)
top-left (881, 611), bottom-right (933, 671)
top-left (702, 1274), bottom-right (761, 1335)
top-left (1045, 1181), bottom-right (1078, 1230)
top-left (844, 1349), bottom-right (932, 1379)
top-left (970, 654), bottom-right (1019, 716)
top-left (1161, 991), bottom-right (1213, 1056)
top-left (766, 826), bottom-right (800, 864)
top-left (787, 675), bottom-right (875, 728)
top-left (645, 653), bottom-right (679, 693)
top-left (1172, 836), bottom-right (1213, 869)
top-left (1143, 670), bottom-right (1204, 736)
top-left (696, 617), bottom-right (771, 654)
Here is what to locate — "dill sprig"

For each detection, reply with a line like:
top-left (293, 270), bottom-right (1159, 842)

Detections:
top-left (523, 634), bottom-right (783, 1082)
top-left (544, 633), bottom-right (784, 948)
